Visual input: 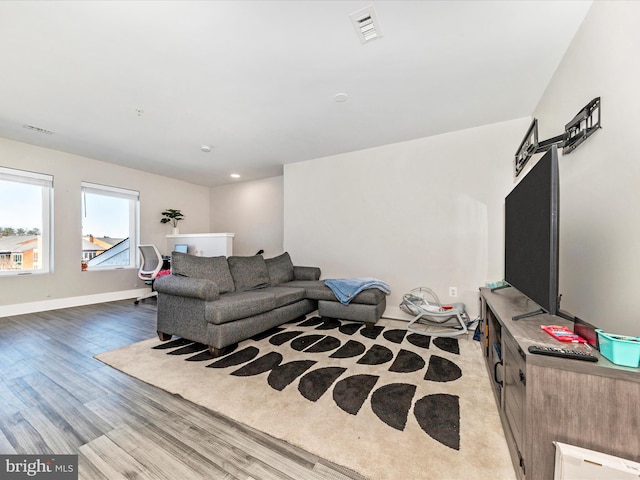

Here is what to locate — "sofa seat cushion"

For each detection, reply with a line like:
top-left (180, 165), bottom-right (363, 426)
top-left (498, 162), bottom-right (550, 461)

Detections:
top-left (228, 255), bottom-right (270, 292)
top-left (280, 280), bottom-right (385, 305)
top-left (207, 291), bottom-right (276, 325)
top-left (265, 252), bottom-right (295, 286)
top-left (171, 251), bottom-right (235, 294)
top-left (262, 286), bottom-right (306, 308)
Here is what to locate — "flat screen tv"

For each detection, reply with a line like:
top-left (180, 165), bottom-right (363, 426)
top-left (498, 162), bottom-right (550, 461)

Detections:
top-left (504, 145), bottom-right (559, 319)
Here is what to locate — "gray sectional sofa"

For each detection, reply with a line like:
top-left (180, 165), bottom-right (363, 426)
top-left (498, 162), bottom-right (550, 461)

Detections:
top-left (153, 252), bottom-right (386, 356)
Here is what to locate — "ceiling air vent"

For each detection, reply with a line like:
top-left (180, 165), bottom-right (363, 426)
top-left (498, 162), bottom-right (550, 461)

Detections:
top-left (23, 124), bottom-right (54, 135)
top-left (349, 5), bottom-right (383, 44)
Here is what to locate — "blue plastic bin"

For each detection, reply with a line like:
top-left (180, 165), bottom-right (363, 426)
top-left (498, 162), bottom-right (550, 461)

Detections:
top-left (596, 329), bottom-right (640, 368)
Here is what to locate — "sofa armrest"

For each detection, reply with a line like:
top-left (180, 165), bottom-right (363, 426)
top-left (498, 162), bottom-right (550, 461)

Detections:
top-left (154, 275), bottom-right (220, 302)
top-left (293, 266), bottom-right (321, 281)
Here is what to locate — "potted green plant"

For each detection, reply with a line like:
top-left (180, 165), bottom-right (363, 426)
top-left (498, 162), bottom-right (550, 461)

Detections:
top-left (161, 209), bottom-right (185, 235)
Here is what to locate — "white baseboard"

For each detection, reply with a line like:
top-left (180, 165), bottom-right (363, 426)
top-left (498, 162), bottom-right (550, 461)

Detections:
top-left (0, 288), bottom-right (150, 318)
top-left (382, 306), bottom-right (413, 322)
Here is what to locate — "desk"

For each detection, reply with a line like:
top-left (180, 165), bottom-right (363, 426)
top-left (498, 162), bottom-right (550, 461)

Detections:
top-left (166, 233), bottom-right (234, 257)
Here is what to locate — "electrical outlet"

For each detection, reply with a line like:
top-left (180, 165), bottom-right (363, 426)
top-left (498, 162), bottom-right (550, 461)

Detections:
top-left (449, 286), bottom-right (458, 297)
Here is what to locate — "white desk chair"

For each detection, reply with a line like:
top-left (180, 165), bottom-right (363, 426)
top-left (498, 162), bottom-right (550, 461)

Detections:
top-left (134, 244), bottom-right (163, 304)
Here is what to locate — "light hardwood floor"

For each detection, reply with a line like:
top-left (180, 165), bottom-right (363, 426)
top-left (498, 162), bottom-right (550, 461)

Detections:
top-left (0, 299), bottom-right (366, 480)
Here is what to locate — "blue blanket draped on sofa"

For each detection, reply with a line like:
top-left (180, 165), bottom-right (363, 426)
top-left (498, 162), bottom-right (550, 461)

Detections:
top-left (324, 277), bottom-right (391, 305)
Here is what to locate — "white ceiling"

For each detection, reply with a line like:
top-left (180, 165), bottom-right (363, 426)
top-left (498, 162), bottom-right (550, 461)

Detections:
top-left (0, 1), bottom-right (592, 187)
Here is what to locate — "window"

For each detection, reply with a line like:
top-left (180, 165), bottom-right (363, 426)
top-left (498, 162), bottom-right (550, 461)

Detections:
top-left (0, 166), bottom-right (52, 275)
top-left (81, 182), bottom-right (139, 269)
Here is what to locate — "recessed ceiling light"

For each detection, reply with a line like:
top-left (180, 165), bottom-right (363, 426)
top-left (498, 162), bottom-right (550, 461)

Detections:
top-left (230, 174), bottom-right (240, 179)
top-left (334, 93), bottom-right (349, 103)
top-left (200, 145), bottom-right (212, 153)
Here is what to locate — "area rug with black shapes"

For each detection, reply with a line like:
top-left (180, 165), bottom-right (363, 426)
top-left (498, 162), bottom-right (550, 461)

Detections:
top-left (96, 316), bottom-right (514, 480)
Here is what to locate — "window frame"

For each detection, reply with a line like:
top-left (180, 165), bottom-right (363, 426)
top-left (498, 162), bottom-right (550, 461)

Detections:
top-left (0, 166), bottom-right (53, 276)
top-left (81, 182), bottom-right (140, 270)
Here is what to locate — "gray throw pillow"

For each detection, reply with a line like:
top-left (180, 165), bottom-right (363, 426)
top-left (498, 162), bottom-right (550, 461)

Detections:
top-left (228, 255), bottom-right (270, 292)
top-left (265, 252), bottom-right (295, 286)
top-left (171, 251), bottom-right (235, 294)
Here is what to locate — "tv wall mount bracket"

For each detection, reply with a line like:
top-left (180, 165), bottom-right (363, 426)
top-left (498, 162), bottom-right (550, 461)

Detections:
top-left (514, 97), bottom-right (601, 177)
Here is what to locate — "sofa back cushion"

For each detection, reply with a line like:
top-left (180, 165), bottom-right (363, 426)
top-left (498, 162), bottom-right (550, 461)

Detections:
top-left (228, 255), bottom-right (270, 292)
top-left (265, 252), bottom-right (295, 286)
top-left (171, 251), bottom-right (235, 294)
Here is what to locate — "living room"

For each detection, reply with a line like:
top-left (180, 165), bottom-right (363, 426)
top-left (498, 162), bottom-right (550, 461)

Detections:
top-left (1, 1), bottom-right (637, 338)
top-left (0, 1), bottom-right (638, 478)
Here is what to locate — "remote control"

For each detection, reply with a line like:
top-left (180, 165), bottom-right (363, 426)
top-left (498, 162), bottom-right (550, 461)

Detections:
top-left (528, 345), bottom-right (598, 362)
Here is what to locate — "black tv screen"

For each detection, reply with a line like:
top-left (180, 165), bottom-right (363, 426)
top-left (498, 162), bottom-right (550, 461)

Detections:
top-left (505, 145), bottom-right (559, 316)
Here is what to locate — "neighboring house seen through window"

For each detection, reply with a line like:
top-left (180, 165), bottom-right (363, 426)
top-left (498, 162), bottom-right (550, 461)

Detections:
top-left (81, 182), bottom-right (139, 269)
top-left (0, 166), bottom-right (53, 275)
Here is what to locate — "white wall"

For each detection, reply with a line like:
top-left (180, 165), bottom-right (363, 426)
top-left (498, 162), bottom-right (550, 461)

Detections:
top-left (0, 137), bottom-right (210, 314)
top-left (284, 118), bottom-right (531, 317)
top-left (209, 176), bottom-right (284, 257)
top-left (533, 1), bottom-right (640, 335)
